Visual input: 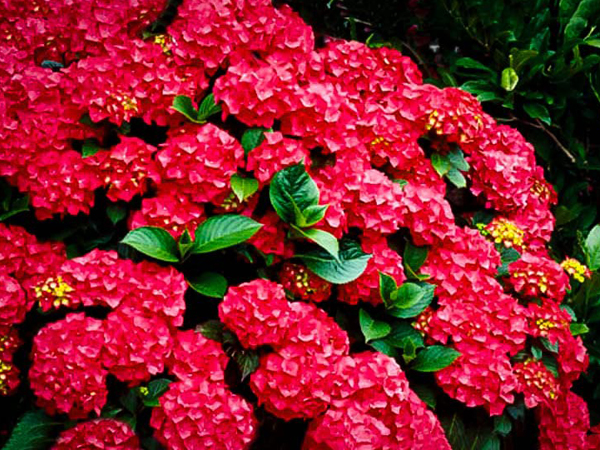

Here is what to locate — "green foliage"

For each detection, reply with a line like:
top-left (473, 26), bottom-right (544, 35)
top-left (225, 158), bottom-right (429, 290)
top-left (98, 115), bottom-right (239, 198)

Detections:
top-left (359, 309), bottom-right (392, 342)
top-left (186, 272), bottom-right (228, 298)
top-left (230, 174), bottom-right (259, 203)
top-left (1, 410), bottom-right (57, 450)
top-left (411, 345), bottom-right (461, 372)
top-left (172, 94), bottom-right (221, 124)
top-left (192, 215), bottom-right (262, 254)
top-left (121, 227), bottom-right (180, 262)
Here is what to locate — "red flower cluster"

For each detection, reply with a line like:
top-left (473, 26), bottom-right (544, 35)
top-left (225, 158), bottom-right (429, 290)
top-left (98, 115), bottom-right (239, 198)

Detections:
top-left (52, 419), bottom-right (140, 450)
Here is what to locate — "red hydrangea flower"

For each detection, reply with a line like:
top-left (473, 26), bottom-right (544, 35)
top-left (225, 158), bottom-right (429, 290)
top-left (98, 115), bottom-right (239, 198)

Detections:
top-left (435, 346), bottom-right (517, 416)
top-left (513, 358), bottom-right (559, 408)
top-left (508, 252), bottom-right (570, 301)
top-left (156, 124), bottom-right (245, 205)
top-left (102, 307), bottom-right (173, 386)
top-left (88, 136), bottom-right (160, 202)
top-left (219, 280), bottom-right (293, 349)
top-left (247, 210), bottom-right (291, 259)
top-left (150, 378), bottom-right (257, 450)
top-left (537, 391), bottom-right (590, 450)
top-left (279, 262), bottom-right (332, 303)
top-left (129, 190), bottom-right (205, 239)
top-left (246, 132), bottom-right (308, 184)
top-left (52, 419), bottom-right (140, 449)
top-left (167, 330), bottom-right (228, 382)
top-left (0, 272), bottom-right (30, 326)
top-left (29, 313), bottom-right (108, 419)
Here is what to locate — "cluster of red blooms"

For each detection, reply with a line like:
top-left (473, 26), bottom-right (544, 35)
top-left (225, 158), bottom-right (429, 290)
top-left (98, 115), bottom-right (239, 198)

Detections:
top-left (220, 279), bottom-right (451, 449)
top-left (1, 0), bottom-right (598, 447)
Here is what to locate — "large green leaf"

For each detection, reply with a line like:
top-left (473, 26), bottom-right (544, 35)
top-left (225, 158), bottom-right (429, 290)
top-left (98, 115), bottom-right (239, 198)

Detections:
top-left (359, 309), bottom-right (391, 342)
top-left (2, 410), bottom-right (57, 450)
top-left (172, 95), bottom-right (201, 123)
top-left (193, 215), bottom-right (262, 254)
top-left (388, 283), bottom-right (435, 318)
top-left (296, 239), bottom-right (371, 284)
top-left (121, 227), bottom-right (179, 262)
top-left (411, 345), bottom-right (461, 372)
top-left (187, 272), bottom-right (228, 298)
top-left (403, 242), bottom-right (429, 276)
top-left (241, 128), bottom-right (267, 154)
top-left (585, 224), bottom-right (600, 270)
top-left (269, 163), bottom-right (320, 225)
top-left (197, 93), bottom-right (221, 122)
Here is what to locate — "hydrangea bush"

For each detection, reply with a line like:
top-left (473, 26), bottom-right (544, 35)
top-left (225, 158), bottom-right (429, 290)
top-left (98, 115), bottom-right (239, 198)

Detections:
top-left (1, 0), bottom-right (599, 448)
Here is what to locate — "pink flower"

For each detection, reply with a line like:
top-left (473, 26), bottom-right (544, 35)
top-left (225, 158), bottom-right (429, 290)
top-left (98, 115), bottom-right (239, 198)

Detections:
top-left (52, 419), bottom-right (140, 449)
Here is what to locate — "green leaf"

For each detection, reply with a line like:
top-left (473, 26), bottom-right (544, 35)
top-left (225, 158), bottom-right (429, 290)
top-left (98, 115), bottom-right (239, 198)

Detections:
top-left (494, 415), bottom-right (512, 436)
top-left (1, 410), bottom-right (57, 450)
top-left (523, 102), bottom-right (551, 126)
top-left (121, 227), bottom-right (179, 262)
top-left (234, 350), bottom-right (259, 381)
top-left (359, 309), bottom-right (391, 342)
top-left (388, 283), bottom-right (435, 318)
top-left (106, 204), bottom-right (127, 224)
top-left (197, 320), bottom-right (225, 342)
top-left (531, 346), bottom-right (543, 359)
top-left (196, 93), bottom-right (221, 122)
top-left (230, 174), bottom-right (259, 202)
top-left (431, 153), bottom-right (451, 176)
top-left (301, 204), bottom-right (328, 227)
top-left (177, 229), bottom-right (195, 259)
top-left (446, 168), bottom-right (467, 188)
top-left (411, 384), bottom-right (437, 409)
top-left (241, 128), bottom-right (267, 154)
top-left (379, 272), bottom-right (398, 307)
top-left (297, 239), bottom-right (371, 284)
top-left (172, 95), bottom-right (201, 123)
top-left (269, 163), bottom-right (320, 225)
top-left (481, 435), bottom-right (501, 450)
top-left (403, 242), bottom-right (428, 274)
top-left (501, 67), bottom-right (519, 91)
top-left (0, 195), bottom-right (29, 222)
top-left (455, 57), bottom-right (495, 73)
top-left (291, 225), bottom-right (339, 259)
top-left (542, 355), bottom-right (559, 377)
top-left (384, 321), bottom-right (424, 350)
top-left (369, 339), bottom-right (398, 357)
top-left (411, 345), bottom-right (461, 372)
top-left (501, 247), bottom-right (521, 264)
top-left (584, 38), bottom-right (600, 48)
top-left (447, 148), bottom-right (470, 171)
top-left (540, 337), bottom-right (559, 353)
top-left (187, 272), bottom-right (228, 298)
top-left (193, 215), bottom-right (262, 254)
top-left (570, 323), bottom-right (590, 336)
top-left (82, 139), bottom-right (101, 158)
top-left (585, 224), bottom-right (600, 270)
top-left (140, 378), bottom-right (172, 407)
top-left (510, 49), bottom-right (539, 72)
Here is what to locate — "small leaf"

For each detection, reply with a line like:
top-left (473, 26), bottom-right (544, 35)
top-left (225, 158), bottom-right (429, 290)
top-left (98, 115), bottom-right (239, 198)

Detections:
top-left (1, 410), bottom-right (57, 450)
top-left (481, 435), bottom-right (501, 450)
top-left (291, 225), bottom-right (339, 259)
top-left (379, 272), bottom-right (398, 307)
top-left (269, 163), bottom-right (320, 225)
top-left (301, 204), bottom-right (328, 227)
top-left (369, 339), bottom-right (398, 357)
top-left (197, 93), bottom-right (221, 122)
top-left (0, 195), bottom-right (29, 222)
top-left (230, 174), bottom-right (259, 202)
top-left (82, 139), bottom-right (101, 157)
top-left (585, 224), bottom-right (600, 270)
top-left (359, 309), bottom-right (391, 342)
top-left (390, 283), bottom-right (426, 309)
top-left (403, 242), bottom-right (429, 274)
top-left (121, 227), bottom-right (179, 262)
top-left (494, 415), bottom-right (512, 436)
top-left (141, 378), bottom-right (172, 407)
top-left (198, 320), bottom-right (225, 342)
top-left (501, 247), bottom-right (521, 264)
top-left (531, 346), bottom-right (543, 359)
top-left (501, 67), bottom-right (519, 91)
top-left (193, 215), bottom-right (262, 254)
top-left (388, 283), bottom-right (435, 319)
top-left (234, 350), bottom-right (259, 381)
top-left (523, 102), bottom-right (551, 126)
top-left (411, 345), bottom-right (461, 372)
top-left (106, 204), bottom-right (127, 224)
top-left (384, 321), bottom-right (424, 351)
top-left (172, 95), bottom-right (201, 123)
top-left (542, 355), bottom-right (559, 377)
top-left (570, 323), bottom-right (590, 336)
top-left (297, 239), bottom-right (371, 284)
top-left (431, 153), bottom-right (451, 176)
top-left (446, 168), bottom-right (467, 188)
top-left (540, 337), bottom-right (559, 353)
top-left (187, 272), bottom-right (228, 298)
top-left (241, 128), bottom-right (267, 154)
top-left (447, 148), bottom-right (470, 171)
